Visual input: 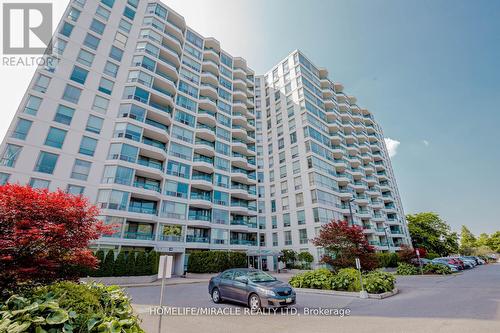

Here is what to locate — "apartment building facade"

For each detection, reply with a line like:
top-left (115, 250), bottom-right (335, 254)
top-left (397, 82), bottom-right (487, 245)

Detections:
top-left (0, 0), bottom-right (411, 273)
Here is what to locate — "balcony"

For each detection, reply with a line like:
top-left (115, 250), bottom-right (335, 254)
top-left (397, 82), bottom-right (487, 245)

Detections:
top-left (123, 231), bottom-right (154, 240)
top-left (230, 239), bottom-right (257, 246)
top-left (128, 205), bottom-right (157, 215)
top-left (133, 181), bottom-right (161, 193)
top-left (159, 235), bottom-right (182, 242)
top-left (186, 235), bottom-right (210, 243)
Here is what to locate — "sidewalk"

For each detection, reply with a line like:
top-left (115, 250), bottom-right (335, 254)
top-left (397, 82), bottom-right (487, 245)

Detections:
top-left (81, 271), bottom-right (298, 288)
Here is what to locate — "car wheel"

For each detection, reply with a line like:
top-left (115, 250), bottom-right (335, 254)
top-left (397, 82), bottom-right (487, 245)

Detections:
top-left (248, 293), bottom-right (261, 310)
top-left (211, 288), bottom-right (222, 303)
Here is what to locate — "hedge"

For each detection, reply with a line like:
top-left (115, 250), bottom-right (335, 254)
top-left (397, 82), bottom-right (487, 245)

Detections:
top-left (86, 250), bottom-right (160, 277)
top-left (187, 251), bottom-right (247, 273)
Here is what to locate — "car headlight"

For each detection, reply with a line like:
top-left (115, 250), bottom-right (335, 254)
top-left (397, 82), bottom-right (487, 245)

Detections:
top-left (256, 288), bottom-right (276, 297)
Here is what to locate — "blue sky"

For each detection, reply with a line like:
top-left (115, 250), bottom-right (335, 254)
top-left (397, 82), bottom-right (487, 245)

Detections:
top-left (163, 0), bottom-right (500, 234)
top-left (1, 0), bottom-right (499, 234)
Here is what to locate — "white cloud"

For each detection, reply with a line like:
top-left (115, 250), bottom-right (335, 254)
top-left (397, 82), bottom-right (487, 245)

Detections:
top-left (422, 140), bottom-right (430, 147)
top-left (384, 138), bottom-right (400, 158)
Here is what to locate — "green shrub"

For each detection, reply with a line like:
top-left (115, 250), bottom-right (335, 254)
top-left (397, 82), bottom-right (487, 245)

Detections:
top-left (125, 251), bottom-right (137, 276)
top-left (423, 263), bottom-right (452, 275)
top-left (187, 251), bottom-right (247, 273)
top-left (92, 250), bottom-right (105, 277)
top-left (114, 251), bottom-right (127, 276)
top-left (289, 268), bottom-right (334, 289)
top-left (396, 262), bottom-right (419, 275)
top-left (0, 282), bottom-right (144, 333)
top-left (363, 271), bottom-right (396, 294)
top-left (101, 250), bottom-right (115, 277)
top-left (426, 252), bottom-right (440, 260)
top-left (331, 268), bottom-right (361, 291)
top-left (377, 253), bottom-right (399, 268)
top-left (297, 251), bottom-right (314, 269)
top-left (134, 252), bottom-right (148, 276)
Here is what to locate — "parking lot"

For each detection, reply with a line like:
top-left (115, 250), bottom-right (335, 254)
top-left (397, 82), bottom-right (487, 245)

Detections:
top-left (127, 264), bottom-right (500, 332)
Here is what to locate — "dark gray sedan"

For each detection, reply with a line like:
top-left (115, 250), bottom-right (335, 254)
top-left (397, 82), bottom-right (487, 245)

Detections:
top-left (208, 268), bottom-right (296, 310)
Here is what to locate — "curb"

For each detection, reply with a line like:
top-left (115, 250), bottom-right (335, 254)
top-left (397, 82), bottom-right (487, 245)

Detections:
top-left (295, 287), bottom-right (399, 299)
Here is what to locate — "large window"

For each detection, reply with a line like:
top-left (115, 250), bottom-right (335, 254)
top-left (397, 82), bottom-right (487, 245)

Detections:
top-left (98, 77), bottom-right (114, 95)
top-left (34, 151), bottom-right (58, 174)
top-left (54, 105), bottom-right (75, 125)
top-left (70, 66), bottom-right (89, 84)
top-left (79, 136), bottom-right (98, 156)
top-left (24, 95), bottom-right (42, 115)
top-left (109, 46), bottom-right (124, 62)
top-left (71, 159), bottom-right (92, 180)
top-left (77, 49), bottom-right (95, 67)
top-left (0, 144), bottom-right (22, 167)
top-left (169, 142), bottom-right (192, 161)
top-left (164, 180), bottom-right (188, 198)
top-left (44, 127), bottom-right (67, 148)
top-left (160, 201), bottom-right (187, 219)
top-left (12, 118), bottom-right (32, 140)
top-left (97, 189), bottom-right (129, 211)
top-left (102, 165), bottom-right (133, 185)
top-left (33, 74), bottom-right (50, 93)
top-left (85, 115), bottom-right (104, 134)
top-left (62, 85), bottom-right (82, 104)
top-left (166, 160), bottom-right (190, 179)
top-left (83, 33), bottom-right (100, 50)
top-left (90, 19), bottom-right (106, 35)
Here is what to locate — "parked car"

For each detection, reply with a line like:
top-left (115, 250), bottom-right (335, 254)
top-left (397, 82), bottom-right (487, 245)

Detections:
top-left (208, 268), bottom-right (296, 310)
top-left (411, 258), bottom-right (432, 266)
top-left (432, 258), bottom-right (463, 270)
top-left (457, 257), bottom-right (476, 268)
top-left (462, 256), bottom-right (484, 265)
top-left (447, 258), bottom-right (467, 269)
top-left (430, 261), bottom-right (459, 272)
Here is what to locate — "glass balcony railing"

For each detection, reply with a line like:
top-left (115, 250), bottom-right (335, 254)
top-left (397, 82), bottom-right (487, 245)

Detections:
top-left (230, 239), bottom-right (257, 246)
top-left (191, 174), bottom-right (213, 182)
top-left (193, 156), bottom-right (214, 164)
top-left (195, 138), bottom-right (215, 148)
top-left (133, 182), bottom-right (161, 192)
top-left (186, 235), bottom-right (210, 243)
top-left (159, 235), bottom-right (182, 242)
top-left (145, 118), bottom-right (169, 131)
top-left (149, 101), bottom-right (172, 114)
top-left (190, 193), bottom-right (212, 202)
top-left (128, 206), bottom-right (157, 215)
top-left (124, 231), bottom-right (154, 240)
top-left (137, 158), bottom-right (163, 171)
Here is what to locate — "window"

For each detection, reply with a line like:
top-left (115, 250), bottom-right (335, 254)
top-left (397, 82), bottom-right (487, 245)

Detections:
top-left (34, 151), bottom-right (58, 174)
top-left (70, 66), bottom-right (89, 84)
top-left (44, 127), bottom-right (67, 148)
top-left (123, 6), bottom-right (136, 20)
top-left (86, 115), bottom-right (104, 134)
top-left (178, 81), bottom-right (199, 98)
top-left (109, 46), bottom-right (124, 62)
top-left (169, 142), bottom-right (192, 161)
top-left (74, 0), bottom-right (86, 8)
top-left (176, 95), bottom-right (197, 112)
top-left (83, 33), bottom-right (100, 50)
top-left (62, 85), bottom-right (82, 104)
top-left (71, 159), bottom-right (92, 180)
top-left (67, 184), bottom-right (85, 195)
top-left (118, 19), bottom-right (132, 33)
top-left (54, 105), bottom-right (75, 125)
top-left (174, 110), bottom-right (195, 127)
top-left (128, 0), bottom-right (139, 8)
top-left (92, 95), bottom-right (109, 113)
top-left (101, 0), bottom-right (115, 8)
top-left (114, 31), bottom-right (128, 47)
top-left (98, 77), bottom-right (114, 95)
top-left (272, 233), bottom-right (278, 247)
top-left (160, 201), bottom-right (187, 219)
top-left (164, 180), bottom-right (188, 198)
top-left (293, 160), bottom-right (301, 174)
top-left (77, 49), bottom-right (95, 67)
top-left (296, 193), bottom-right (304, 207)
top-left (12, 118), bottom-right (32, 140)
top-left (78, 136), bottom-right (98, 156)
top-left (0, 144), bottom-right (22, 167)
top-left (96, 5), bottom-right (110, 20)
top-left (0, 173), bottom-right (10, 185)
top-left (299, 229), bottom-right (308, 244)
top-left (294, 176), bottom-right (302, 190)
top-left (103, 61), bottom-right (119, 77)
top-left (284, 231), bottom-right (292, 245)
top-left (60, 22), bottom-right (74, 37)
top-left (97, 189), bottom-right (129, 211)
top-left (23, 97), bottom-right (42, 117)
top-left (283, 213), bottom-right (291, 227)
top-left (102, 165), bottom-right (133, 185)
top-left (67, 7), bottom-right (81, 22)
top-left (29, 178), bottom-right (50, 189)
top-left (297, 210), bottom-right (306, 225)
top-left (166, 160), bottom-right (191, 179)
top-left (290, 131), bottom-right (297, 144)
top-left (33, 74), bottom-right (50, 93)
top-left (186, 30), bottom-right (203, 49)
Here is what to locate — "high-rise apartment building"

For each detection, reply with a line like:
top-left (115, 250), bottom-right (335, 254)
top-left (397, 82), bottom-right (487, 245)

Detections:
top-left (0, 0), bottom-right (410, 273)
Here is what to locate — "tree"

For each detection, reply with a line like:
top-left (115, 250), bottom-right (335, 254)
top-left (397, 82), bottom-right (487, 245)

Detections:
top-left (134, 251), bottom-right (148, 276)
top-left (312, 220), bottom-right (378, 271)
top-left (124, 251), bottom-right (136, 276)
top-left (0, 184), bottom-right (113, 291)
top-left (100, 251), bottom-right (115, 277)
top-left (280, 249), bottom-right (297, 268)
top-left (297, 251), bottom-right (314, 269)
top-left (407, 212), bottom-right (459, 256)
top-left (114, 251), bottom-right (127, 276)
top-left (460, 225), bottom-right (477, 254)
top-left (485, 232), bottom-right (500, 252)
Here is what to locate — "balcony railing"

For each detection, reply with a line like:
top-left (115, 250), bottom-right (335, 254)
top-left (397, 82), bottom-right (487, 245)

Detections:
top-left (124, 231), bottom-right (154, 240)
top-left (159, 235), bottom-right (182, 242)
top-left (186, 235), bottom-right (210, 243)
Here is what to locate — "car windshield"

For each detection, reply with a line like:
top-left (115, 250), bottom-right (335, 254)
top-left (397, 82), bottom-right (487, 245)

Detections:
top-left (247, 271), bottom-right (276, 282)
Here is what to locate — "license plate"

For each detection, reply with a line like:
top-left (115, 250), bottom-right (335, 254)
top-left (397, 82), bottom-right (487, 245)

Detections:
top-left (286, 297), bottom-right (292, 303)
